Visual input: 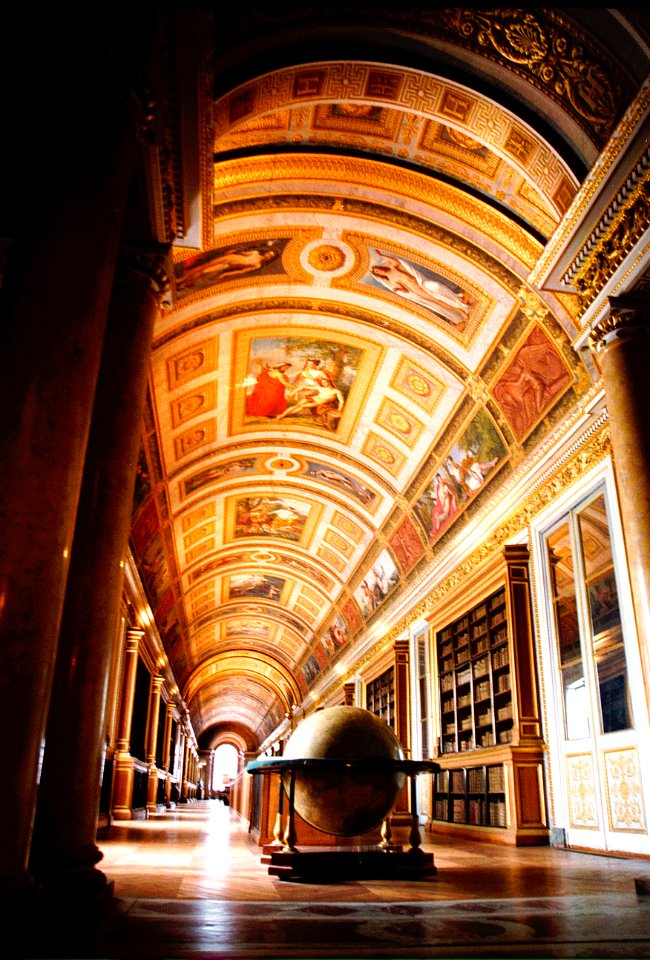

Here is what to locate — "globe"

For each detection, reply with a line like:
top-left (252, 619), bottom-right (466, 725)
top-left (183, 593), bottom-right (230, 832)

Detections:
top-left (282, 705), bottom-right (406, 837)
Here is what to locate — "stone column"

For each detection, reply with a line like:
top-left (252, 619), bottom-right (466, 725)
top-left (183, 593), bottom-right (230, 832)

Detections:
top-left (208, 751), bottom-right (216, 798)
top-left (111, 628), bottom-right (145, 820)
top-left (29, 251), bottom-right (169, 897)
top-left (588, 298), bottom-right (650, 707)
top-left (0, 61), bottom-right (141, 899)
top-left (146, 675), bottom-right (165, 814)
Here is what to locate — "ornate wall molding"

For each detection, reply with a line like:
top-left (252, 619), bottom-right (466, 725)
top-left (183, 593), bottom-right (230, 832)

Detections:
top-left (565, 151), bottom-right (650, 308)
top-left (529, 79), bottom-right (650, 290)
top-left (212, 156), bottom-right (542, 270)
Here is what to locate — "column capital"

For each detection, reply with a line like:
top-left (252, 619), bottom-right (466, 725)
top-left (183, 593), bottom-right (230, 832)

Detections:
top-left (588, 296), bottom-right (650, 352)
top-left (125, 626), bottom-right (144, 649)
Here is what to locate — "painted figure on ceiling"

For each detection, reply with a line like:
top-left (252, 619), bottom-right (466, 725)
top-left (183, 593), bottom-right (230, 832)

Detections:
top-left (276, 357), bottom-right (344, 422)
top-left (176, 243), bottom-right (280, 290)
top-left (370, 250), bottom-right (472, 328)
top-left (492, 326), bottom-right (571, 440)
top-left (429, 472), bottom-right (459, 540)
top-left (245, 362), bottom-right (293, 418)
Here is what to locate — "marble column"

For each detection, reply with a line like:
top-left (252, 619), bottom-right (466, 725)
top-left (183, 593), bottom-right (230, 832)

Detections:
top-left (0, 74), bottom-right (140, 898)
top-left (146, 676), bottom-right (165, 814)
top-left (29, 251), bottom-right (168, 896)
top-left (112, 628), bottom-right (145, 820)
top-left (588, 297), bottom-right (650, 705)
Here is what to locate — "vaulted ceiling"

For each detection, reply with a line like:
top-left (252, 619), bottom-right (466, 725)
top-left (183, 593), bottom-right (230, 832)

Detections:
top-left (128, 8), bottom-right (649, 752)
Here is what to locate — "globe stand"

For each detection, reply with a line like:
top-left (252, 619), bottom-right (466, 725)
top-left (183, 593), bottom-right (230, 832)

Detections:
top-left (247, 757), bottom-right (440, 882)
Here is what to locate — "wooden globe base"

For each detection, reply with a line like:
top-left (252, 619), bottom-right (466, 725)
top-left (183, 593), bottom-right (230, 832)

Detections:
top-left (247, 754), bottom-right (440, 883)
top-left (261, 844), bottom-right (437, 882)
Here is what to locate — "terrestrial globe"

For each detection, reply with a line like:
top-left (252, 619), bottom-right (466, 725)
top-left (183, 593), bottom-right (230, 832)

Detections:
top-left (282, 705), bottom-right (405, 836)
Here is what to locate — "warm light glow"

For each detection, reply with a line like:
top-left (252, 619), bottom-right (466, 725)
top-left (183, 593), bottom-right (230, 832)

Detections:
top-left (140, 607), bottom-right (153, 627)
top-left (212, 744), bottom-right (238, 789)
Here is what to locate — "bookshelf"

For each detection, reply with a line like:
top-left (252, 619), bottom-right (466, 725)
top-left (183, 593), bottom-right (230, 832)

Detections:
top-left (438, 587), bottom-right (513, 755)
top-left (433, 763), bottom-right (507, 828)
top-left (429, 545), bottom-right (549, 845)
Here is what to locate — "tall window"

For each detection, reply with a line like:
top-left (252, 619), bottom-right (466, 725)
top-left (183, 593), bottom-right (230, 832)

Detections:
top-left (545, 490), bottom-right (632, 739)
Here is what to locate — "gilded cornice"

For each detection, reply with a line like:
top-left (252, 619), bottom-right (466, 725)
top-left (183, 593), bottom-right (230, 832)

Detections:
top-left (568, 157), bottom-right (650, 308)
top-left (332, 415), bottom-right (611, 693)
top-left (530, 79), bottom-right (650, 288)
top-left (212, 155), bottom-right (541, 269)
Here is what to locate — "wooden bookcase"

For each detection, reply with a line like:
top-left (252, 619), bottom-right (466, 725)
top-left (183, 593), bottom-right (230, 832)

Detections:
top-left (438, 587), bottom-right (512, 755)
top-left (430, 545), bottom-right (549, 846)
top-left (433, 763), bottom-right (507, 828)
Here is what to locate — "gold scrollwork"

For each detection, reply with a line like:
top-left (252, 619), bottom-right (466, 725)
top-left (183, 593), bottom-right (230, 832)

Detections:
top-left (572, 173), bottom-right (650, 308)
top-left (439, 9), bottom-right (622, 142)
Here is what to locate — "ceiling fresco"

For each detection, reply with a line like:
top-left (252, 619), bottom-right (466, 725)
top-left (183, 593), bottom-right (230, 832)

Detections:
top-left (128, 15), bottom-right (637, 751)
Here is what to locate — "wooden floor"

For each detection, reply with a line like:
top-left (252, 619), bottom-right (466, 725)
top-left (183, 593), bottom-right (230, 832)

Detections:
top-left (21, 800), bottom-right (650, 958)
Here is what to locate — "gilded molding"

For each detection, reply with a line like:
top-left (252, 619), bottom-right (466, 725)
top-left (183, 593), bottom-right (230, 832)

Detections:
top-left (214, 9), bottom-right (627, 145)
top-left (155, 295), bottom-right (467, 380)
top-left (212, 155), bottom-right (541, 270)
top-left (214, 59), bottom-right (578, 235)
top-left (437, 9), bottom-right (624, 142)
top-left (567, 157), bottom-right (650, 308)
top-left (530, 80), bottom-right (650, 288)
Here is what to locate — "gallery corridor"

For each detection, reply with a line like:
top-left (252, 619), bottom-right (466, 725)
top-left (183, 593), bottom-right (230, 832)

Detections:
top-left (21, 800), bottom-right (650, 959)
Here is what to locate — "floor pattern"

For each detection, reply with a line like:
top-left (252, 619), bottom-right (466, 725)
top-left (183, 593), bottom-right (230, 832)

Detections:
top-left (20, 801), bottom-right (650, 959)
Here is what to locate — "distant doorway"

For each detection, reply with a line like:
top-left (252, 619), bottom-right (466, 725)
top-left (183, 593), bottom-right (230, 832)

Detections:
top-left (213, 743), bottom-right (239, 796)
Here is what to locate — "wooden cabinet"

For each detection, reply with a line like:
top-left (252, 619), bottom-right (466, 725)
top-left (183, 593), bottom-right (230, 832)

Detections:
top-left (430, 545), bottom-right (549, 845)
